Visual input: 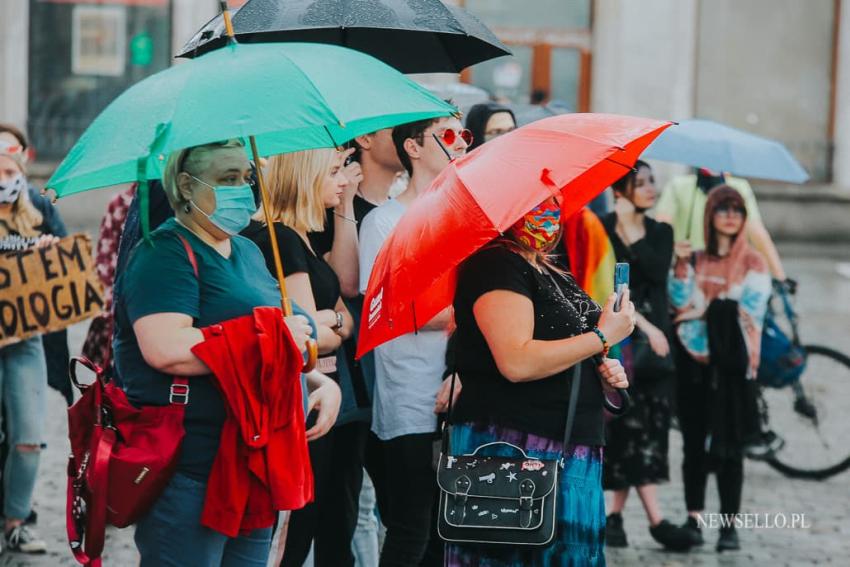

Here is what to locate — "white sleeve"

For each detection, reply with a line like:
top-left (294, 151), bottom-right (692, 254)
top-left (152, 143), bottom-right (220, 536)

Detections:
top-left (358, 209), bottom-right (388, 295)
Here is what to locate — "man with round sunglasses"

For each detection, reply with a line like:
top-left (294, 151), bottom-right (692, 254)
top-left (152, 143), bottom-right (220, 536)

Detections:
top-left (358, 114), bottom-right (469, 567)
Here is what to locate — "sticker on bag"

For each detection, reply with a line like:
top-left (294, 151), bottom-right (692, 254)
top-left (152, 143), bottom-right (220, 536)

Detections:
top-left (521, 459), bottom-right (544, 471)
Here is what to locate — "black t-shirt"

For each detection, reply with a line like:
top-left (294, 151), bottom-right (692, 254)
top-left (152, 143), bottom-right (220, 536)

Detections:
top-left (451, 245), bottom-right (605, 445)
top-left (601, 213), bottom-right (674, 334)
top-left (243, 221), bottom-right (341, 314)
top-left (309, 195), bottom-right (380, 257)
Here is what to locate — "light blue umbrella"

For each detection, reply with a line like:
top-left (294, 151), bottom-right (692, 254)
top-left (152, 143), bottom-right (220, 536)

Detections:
top-left (643, 118), bottom-right (809, 183)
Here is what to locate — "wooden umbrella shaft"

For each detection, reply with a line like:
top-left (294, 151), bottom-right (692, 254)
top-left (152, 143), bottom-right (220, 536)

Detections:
top-left (248, 135), bottom-right (317, 371)
top-left (219, 1), bottom-right (236, 39)
top-left (249, 136), bottom-right (292, 316)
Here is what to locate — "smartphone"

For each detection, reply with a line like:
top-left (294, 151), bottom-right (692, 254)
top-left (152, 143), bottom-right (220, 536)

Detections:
top-left (614, 262), bottom-right (630, 312)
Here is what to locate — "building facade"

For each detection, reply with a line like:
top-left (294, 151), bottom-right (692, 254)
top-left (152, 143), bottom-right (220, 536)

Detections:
top-left (2, 0), bottom-right (849, 190)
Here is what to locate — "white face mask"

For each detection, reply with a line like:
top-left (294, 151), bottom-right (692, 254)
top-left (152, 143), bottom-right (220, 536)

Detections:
top-left (0, 173), bottom-right (24, 204)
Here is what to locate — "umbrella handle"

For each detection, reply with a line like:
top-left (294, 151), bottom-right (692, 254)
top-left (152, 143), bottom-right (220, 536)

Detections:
top-left (304, 341), bottom-right (319, 372)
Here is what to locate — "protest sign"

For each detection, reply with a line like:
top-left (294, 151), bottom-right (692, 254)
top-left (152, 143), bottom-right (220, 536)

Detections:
top-left (0, 234), bottom-right (104, 347)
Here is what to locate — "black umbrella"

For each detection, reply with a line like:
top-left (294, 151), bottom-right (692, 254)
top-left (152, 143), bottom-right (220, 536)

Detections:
top-left (177, 0), bottom-right (511, 73)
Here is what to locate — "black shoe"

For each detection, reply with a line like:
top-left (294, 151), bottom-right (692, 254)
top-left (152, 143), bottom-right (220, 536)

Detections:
top-left (681, 516), bottom-right (704, 546)
top-left (5, 524), bottom-right (47, 554)
top-left (744, 431), bottom-right (785, 460)
top-left (25, 509), bottom-right (37, 526)
top-left (649, 519), bottom-right (695, 551)
top-left (716, 526), bottom-right (740, 552)
top-left (605, 512), bottom-right (628, 548)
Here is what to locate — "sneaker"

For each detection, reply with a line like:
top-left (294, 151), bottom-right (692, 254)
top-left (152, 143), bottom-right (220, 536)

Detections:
top-left (24, 509), bottom-right (37, 526)
top-left (744, 431), bottom-right (785, 460)
top-left (5, 525), bottom-right (46, 554)
top-left (681, 516), bottom-right (704, 546)
top-left (716, 526), bottom-right (740, 552)
top-left (649, 519), bottom-right (695, 551)
top-left (605, 512), bottom-right (628, 547)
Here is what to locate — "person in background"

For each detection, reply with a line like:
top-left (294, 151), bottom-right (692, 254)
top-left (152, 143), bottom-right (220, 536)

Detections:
top-left (359, 114), bottom-right (469, 566)
top-left (668, 185), bottom-right (771, 553)
top-left (82, 185), bottom-right (136, 372)
top-left (306, 127), bottom-right (407, 567)
top-left (0, 124), bottom-right (71, 534)
top-left (114, 139), bottom-right (339, 565)
top-left (656, 168), bottom-right (786, 457)
top-left (0, 125), bottom-right (72, 405)
top-left (447, 195), bottom-right (634, 566)
top-left (243, 146), bottom-right (357, 567)
top-left (655, 168), bottom-right (787, 281)
top-left (0, 137), bottom-right (57, 553)
top-left (464, 103), bottom-right (516, 151)
top-left (601, 160), bottom-right (694, 551)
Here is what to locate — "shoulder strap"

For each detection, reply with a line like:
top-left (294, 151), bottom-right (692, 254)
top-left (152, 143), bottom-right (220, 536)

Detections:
top-left (562, 363), bottom-right (581, 450)
top-left (175, 233), bottom-right (199, 278)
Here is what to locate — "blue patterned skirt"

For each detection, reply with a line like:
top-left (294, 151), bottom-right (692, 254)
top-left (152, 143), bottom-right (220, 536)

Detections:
top-left (444, 422), bottom-right (606, 567)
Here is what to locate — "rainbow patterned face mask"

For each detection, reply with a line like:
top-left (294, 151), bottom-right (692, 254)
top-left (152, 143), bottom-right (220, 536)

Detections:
top-left (507, 199), bottom-right (562, 252)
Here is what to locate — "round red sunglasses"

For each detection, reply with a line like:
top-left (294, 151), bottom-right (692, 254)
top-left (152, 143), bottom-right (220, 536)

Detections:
top-left (435, 128), bottom-right (473, 147)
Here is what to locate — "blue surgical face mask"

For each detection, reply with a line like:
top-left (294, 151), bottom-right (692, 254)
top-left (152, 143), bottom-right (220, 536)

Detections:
top-left (189, 175), bottom-right (256, 235)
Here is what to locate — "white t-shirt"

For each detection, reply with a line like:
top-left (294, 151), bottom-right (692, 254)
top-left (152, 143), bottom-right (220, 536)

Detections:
top-left (359, 199), bottom-right (447, 441)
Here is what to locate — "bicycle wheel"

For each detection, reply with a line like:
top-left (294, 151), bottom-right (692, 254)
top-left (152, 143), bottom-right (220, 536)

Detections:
top-left (762, 344), bottom-right (850, 480)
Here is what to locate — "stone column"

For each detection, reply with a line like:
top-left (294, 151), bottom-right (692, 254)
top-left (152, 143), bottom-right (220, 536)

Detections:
top-left (591, 0), bottom-right (699, 119)
top-left (591, 0), bottom-right (700, 182)
top-left (0, 1), bottom-right (30, 131)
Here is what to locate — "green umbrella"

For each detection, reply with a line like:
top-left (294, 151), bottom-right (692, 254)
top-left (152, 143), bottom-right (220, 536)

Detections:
top-left (47, 37), bottom-right (455, 371)
top-left (47, 41), bottom-right (454, 197)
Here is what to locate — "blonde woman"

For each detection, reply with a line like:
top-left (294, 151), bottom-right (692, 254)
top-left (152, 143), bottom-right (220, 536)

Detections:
top-left (243, 147), bottom-right (358, 567)
top-left (114, 139), bottom-right (339, 566)
top-left (0, 138), bottom-right (59, 554)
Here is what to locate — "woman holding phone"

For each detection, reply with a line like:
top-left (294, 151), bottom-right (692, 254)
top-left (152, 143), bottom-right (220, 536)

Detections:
top-left (447, 196), bottom-right (635, 566)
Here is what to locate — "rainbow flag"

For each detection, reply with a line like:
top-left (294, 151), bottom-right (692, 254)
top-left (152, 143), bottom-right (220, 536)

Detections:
top-left (560, 208), bottom-right (616, 305)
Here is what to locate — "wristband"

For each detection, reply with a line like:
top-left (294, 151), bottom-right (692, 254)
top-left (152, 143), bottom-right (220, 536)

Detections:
top-left (591, 327), bottom-right (610, 357)
top-left (334, 212), bottom-right (358, 224)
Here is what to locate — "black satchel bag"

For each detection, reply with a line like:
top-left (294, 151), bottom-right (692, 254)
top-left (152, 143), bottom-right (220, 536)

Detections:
top-left (436, 364), bottom-right (581, 546)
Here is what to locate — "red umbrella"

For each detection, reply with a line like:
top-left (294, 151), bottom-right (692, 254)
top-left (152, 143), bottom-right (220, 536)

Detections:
top-left (356, 113), bottom-right (672, 357)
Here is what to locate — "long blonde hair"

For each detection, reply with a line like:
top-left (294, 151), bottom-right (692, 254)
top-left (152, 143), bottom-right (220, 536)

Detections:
top-left (257, 148), bottom-right (338, 232)
top-left (162, 139), bottom-right (246, 211)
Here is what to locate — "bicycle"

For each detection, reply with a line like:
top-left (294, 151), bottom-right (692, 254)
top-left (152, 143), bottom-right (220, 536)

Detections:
top-left (753, 280), bottom-right (850, 480)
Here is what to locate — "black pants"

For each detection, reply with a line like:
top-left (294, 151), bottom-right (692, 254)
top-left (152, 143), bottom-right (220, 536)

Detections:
top-left (675, 347), bottom-right (744, 516)
top-left (365, 431), bottom-right (443, 567)
top-left (281, 420), bottom-right (369, 567)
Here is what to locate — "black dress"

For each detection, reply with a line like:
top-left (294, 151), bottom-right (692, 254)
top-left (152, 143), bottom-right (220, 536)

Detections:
top-left (601, 213), bottom-right (675, 490)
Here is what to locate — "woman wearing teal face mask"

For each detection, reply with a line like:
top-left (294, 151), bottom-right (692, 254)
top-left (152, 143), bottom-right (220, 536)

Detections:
top-left (112, 139), bottom-right (341, 566)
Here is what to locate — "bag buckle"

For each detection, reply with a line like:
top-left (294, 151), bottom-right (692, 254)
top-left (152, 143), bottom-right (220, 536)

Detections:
top-left (169, 383), bottom-right (190, 405)
top-left (518, 479), bottom-right (536, 510)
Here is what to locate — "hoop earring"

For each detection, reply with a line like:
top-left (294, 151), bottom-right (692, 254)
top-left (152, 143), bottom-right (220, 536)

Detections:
top-left (183, 202), bottom-right (191, 214)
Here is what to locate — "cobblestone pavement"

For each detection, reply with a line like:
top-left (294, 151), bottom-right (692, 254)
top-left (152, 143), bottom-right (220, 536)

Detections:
top-left (5, 243), bottom-right (849, 566)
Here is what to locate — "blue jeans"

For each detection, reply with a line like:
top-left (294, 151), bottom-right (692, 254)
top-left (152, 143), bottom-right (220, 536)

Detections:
top-left (352, 472), bottom-right (379, 567)
top-left (0, 337), bottom-right (47, 520)
top-left (135, 473), bottom-right (272, 567)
